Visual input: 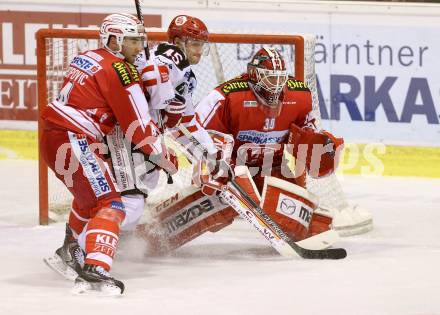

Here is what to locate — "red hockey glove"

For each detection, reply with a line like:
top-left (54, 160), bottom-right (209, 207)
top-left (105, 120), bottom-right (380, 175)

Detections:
top-left (288, 123), bottom-right (344, 178)
top-left (162, 95), bottom-right (186, 128)
top-left (193, 156), bottom-right (234, 196)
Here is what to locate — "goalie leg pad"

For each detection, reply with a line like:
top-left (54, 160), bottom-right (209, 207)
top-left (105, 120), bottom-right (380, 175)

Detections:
top-left (234, 165), bottom-right (262, 203)
top-left (136, 190), bottom-right (236, 254)
top-left (308, 212), bottom-right (333, 238)
top-left (261, 176), bottom-right (320, 241)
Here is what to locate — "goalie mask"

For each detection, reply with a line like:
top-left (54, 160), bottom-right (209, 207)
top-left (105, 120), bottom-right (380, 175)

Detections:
top-left (167, 15), bottom-right (210, 64)
top-left (247, 47), bottom-right (288, 116)
top-left (100, 13), bottom-right (146, 59)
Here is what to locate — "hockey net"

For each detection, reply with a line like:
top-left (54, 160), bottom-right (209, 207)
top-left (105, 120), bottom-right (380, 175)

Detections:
top-left (37, 29), bottom-right (349, 225)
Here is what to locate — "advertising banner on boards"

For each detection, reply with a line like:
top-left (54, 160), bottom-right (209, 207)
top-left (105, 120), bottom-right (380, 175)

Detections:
top-left (0, 2), bottom-right (439, 146)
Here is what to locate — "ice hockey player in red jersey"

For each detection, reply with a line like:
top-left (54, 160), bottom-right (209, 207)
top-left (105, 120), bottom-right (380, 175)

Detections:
top-left (41, 13), bottom-right (176, 295)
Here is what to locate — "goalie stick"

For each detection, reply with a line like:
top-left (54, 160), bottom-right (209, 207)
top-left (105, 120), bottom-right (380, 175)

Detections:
top-left (176, 124), bottom-right (347, 259)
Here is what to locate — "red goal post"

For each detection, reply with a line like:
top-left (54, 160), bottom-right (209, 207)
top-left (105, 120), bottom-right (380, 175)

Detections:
top-left (36, 29), bottom-right (307, 225)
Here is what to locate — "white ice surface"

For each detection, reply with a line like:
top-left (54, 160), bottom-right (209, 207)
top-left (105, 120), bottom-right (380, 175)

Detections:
top-left (0, 160), bottom-right (440, 315)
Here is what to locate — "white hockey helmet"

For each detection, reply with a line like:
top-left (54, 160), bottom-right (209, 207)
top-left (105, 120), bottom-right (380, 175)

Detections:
top-left (99, 13), bottom-right (146, 55)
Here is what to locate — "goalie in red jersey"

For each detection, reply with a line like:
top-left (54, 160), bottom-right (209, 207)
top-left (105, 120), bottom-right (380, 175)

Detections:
top-left (137, 47), bottom-right (344, 253)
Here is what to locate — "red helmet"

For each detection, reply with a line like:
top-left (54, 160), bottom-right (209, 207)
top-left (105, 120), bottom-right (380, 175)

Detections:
top-left (167, 15), bottom-right (209, 43)
top-left (247, 47), bottom-right (288, 112)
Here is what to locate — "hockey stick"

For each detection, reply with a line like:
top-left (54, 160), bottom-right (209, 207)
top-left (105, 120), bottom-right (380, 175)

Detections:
top-left (134, 0), bottom-right (150, 60)
top-left (176, 124), bottom-right (347, 259)
top-left (228, 179), bottom-right (346, 259)
top-left (134, 0), bottom-right (173, 184)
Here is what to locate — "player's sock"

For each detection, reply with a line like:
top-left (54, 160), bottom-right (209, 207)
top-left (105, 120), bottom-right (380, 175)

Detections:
top-left (84, 217), bottom-right (120, 271)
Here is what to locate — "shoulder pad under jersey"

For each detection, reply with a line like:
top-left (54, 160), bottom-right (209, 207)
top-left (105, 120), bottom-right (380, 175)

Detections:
top-left (286, 78), bottom-right (310, 91)
top-left (154, 43), bottom-right (189, 71)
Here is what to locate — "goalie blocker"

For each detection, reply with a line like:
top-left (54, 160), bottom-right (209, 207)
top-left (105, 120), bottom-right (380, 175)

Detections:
top-left (136, 166), bottom-right (332, 253)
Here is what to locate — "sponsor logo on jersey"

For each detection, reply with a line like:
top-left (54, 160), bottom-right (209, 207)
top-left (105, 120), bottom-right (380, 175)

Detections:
top-left (282, 100), bottom-right (297, 105)
top-left (286, 79), bottom-right (309, 91)
top-left (222, 81), bottom-right (249, 94)
top-left (126, 62), bottom-right (140, 82)
top-left (112, 62), bottom-right (132, 86)
top-left (69, 133), bottom-right (111, 198)
top-left (237, 130), bottom-right (288, 144)
top-left (71, 55), bottom-right (102, 76)
top-left (111, 201), bottom-right (125, 211)
top-left (95, 233), bottom-right (117, 257)
top-left (243, 100), bottom-right (257, 107)
top-left (276, 193), bottom-right (312, 228)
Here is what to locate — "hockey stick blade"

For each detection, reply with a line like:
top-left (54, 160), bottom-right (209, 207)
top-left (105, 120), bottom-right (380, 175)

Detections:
top-left (229, 180), bottom-right (347, 260)
top-left (295, 229), bottom-right (340, 250)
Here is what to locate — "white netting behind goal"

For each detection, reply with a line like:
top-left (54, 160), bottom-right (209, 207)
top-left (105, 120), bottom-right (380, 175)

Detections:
top-left (40, 30), bottom-right (348, 222)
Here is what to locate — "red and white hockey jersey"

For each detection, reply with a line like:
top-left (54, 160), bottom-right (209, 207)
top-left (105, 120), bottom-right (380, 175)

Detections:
top-left (196, 74), bottom-right (316, 166)
top-left (136, 43), bottom-right (217, 157)
top-left (42, 48), bottom-right (161, 155)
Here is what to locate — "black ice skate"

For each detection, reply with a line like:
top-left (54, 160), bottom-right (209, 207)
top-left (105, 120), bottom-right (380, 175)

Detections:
top-left (72, 264), bottom-right (125, 296)
top-left (43, 224), bottom-right (85, 281)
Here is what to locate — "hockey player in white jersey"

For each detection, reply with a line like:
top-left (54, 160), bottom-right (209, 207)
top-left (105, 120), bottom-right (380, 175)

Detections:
top-left (100, 15), bottom-right (225, 252)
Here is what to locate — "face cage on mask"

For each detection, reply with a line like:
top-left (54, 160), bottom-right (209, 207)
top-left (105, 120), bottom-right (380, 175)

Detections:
top-left (255, 67), bottom-right (288, 94)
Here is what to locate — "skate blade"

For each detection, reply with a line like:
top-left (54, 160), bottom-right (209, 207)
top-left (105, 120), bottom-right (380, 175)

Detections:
top-left (71, 280), bottom-right (123, 297)
top-left (43, 255), bottom-right (78, 281)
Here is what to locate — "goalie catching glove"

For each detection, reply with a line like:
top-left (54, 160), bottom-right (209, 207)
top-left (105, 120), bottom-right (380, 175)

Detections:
top-left (288, 123), bottom-right (344, 178)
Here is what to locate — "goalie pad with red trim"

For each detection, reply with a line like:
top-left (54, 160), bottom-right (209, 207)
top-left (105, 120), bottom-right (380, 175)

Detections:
top-left (135, 165), bottom-right (260, 254)
top-left (288, 123), bottom-right (344, 178)
top-left (136, 190), bottom-right (235, 254)
top-left (261, 176), bottom-right (332, 241)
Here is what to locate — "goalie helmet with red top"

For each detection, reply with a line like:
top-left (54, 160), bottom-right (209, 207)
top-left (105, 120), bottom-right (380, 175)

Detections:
top-left (99, 13), bottom-right (146, 59)
top-left (247, 47), bottom-right (289, 117)
top-left (167, 15), bottom-right (210, 64)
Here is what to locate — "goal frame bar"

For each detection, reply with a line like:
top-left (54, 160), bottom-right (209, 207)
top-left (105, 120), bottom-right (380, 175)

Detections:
top-left (36, 28), bottom-right (305, 225)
